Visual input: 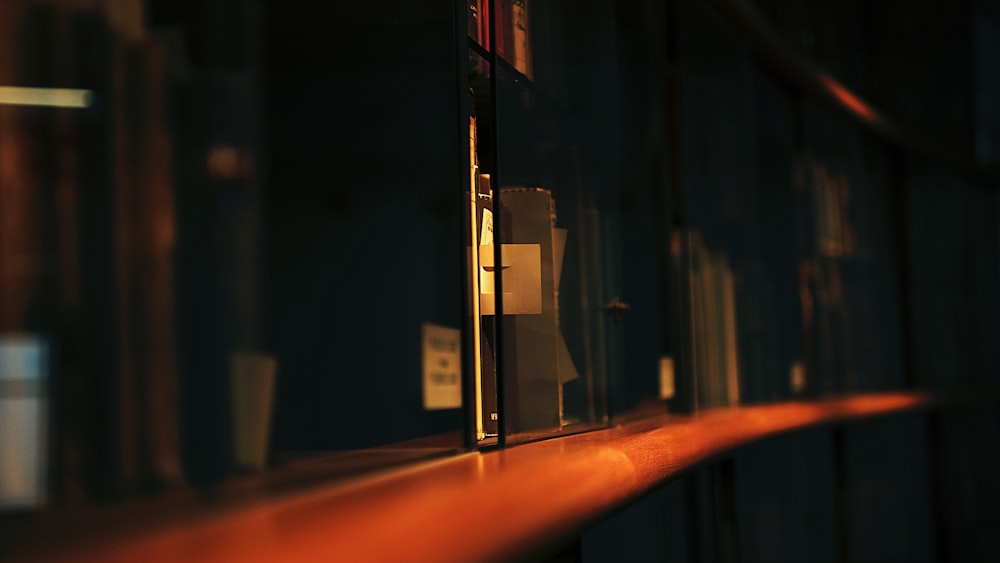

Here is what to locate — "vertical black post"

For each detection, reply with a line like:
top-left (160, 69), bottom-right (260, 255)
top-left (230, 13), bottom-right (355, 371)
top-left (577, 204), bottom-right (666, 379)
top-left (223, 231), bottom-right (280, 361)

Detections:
top-left (683, 472), bottom-right (705, 563)
top-left (790, 92), bottom-right (816, 398)
top-left (455, 0), bottom-right (477, 452)
top-left (712, 459), bottom-right (741, 563)
top-left (487, 0), bottom-right (507, 447)
top-left (925, 411), bottom-right (952, 563)
top-left (663, 0), bottom-right (696, 414)
top-left (887, 148), bottom-right (916, 388)
top-left (832, 427), bottom-right (852, 563)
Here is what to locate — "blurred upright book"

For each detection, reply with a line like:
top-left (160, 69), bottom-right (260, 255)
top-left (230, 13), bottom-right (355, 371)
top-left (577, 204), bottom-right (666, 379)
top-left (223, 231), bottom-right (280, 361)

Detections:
top-left (796, 159), bottom-right (858, 394)
top-left (689, 232), bottom-right (740, 408)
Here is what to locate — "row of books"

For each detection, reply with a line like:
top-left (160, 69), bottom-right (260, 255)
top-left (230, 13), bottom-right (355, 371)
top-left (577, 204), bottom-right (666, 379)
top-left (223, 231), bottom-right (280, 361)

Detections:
top-left (1, 1), bottom-right (277, 510)
top-left (468, 0), bottom-right (534, 79)
top-left (0, 2), bottom-right (183, 508)
top-left (686, 160), bottom-right (860, 408)
top-left (688, 157), bottom-right (909, 404)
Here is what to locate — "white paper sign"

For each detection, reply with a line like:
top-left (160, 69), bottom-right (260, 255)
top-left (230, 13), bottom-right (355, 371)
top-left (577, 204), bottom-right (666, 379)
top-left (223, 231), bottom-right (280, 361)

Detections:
top-left (422, 324), bottom-right (462, 410)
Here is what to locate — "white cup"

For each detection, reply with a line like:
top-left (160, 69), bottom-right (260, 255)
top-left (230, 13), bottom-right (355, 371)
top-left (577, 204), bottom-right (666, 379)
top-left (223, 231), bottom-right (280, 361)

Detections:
top-left (0, 335), bottom-right (47, 509)
top-left (230, 351), bottom-right (277, 470)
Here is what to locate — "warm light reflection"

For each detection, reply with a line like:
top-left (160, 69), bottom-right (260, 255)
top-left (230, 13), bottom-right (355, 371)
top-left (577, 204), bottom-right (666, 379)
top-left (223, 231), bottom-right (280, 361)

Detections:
top-left (0, 87), bottom-right (93, 109)
top-left (15, 390), bottom-right (939, 562)
top-left (818, 74), bottom-right (878, 123)
top-left (835, 392), bottom-right (930, 416)
top-left (206, 144), bottom-right (253, 180)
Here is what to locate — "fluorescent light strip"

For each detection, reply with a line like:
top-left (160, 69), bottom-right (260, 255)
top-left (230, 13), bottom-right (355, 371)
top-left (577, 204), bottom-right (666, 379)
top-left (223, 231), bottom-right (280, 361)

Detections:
top-left (0, 86), bottom-right (93, 109)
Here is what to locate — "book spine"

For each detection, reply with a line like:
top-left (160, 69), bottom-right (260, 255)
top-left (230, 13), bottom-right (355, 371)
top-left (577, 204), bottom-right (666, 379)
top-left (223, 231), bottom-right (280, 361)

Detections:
top-left (721, 259), bottom-right (739, 404)
top-left (136, 37), bottom-right (182, 487)
top-left (478, 0), bottom-right (490, 51)
top-left (495, 0), bottom-right (508, 59)
top-left (509, 0), bottom-right (532, 78)
top-left (468, 0), bottom-right (479, 43)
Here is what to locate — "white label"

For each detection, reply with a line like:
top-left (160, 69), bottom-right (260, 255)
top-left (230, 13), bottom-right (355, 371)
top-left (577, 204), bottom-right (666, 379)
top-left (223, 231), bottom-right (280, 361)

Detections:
top-left (790, 360), bottom-right (806, 394)
top-left (659, 356), bottom-right (676, 400)
top-left (422, 324), bottom-right (462, 410)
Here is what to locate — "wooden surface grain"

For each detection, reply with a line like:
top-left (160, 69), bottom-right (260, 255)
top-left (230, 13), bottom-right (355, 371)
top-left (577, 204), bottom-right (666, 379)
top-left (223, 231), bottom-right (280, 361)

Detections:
top-left (17, 392), bottom-right (936, 563)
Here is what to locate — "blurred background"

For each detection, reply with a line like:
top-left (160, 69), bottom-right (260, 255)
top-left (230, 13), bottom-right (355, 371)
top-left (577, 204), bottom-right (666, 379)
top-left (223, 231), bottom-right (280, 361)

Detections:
top-left (0, 0), bottom-right (998, 561)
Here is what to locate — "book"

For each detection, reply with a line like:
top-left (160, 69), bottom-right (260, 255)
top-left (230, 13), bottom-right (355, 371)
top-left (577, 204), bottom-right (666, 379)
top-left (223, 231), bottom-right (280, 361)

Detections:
top-left (480, 0), bottom-right (534, 79)
top-left (810, 162), bottom-right (854, 259)
top-left (507, 0), bottom-right (532, 78)
top-left (689, 233), bottom-right (740, 407)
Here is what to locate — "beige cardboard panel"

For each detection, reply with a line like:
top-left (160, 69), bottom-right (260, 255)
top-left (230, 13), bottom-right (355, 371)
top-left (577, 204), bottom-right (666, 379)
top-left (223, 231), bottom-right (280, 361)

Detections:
top-left (499, 189), bottom-right (560, 431)
top-left (479, 244), bottom-right (542, 315)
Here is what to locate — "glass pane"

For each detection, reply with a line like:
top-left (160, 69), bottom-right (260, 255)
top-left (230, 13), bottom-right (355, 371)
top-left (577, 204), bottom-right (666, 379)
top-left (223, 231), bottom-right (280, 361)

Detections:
top-left (262, 2), bottom-right (467, 468)
top-left (481, 0), bottom-right (618, 441)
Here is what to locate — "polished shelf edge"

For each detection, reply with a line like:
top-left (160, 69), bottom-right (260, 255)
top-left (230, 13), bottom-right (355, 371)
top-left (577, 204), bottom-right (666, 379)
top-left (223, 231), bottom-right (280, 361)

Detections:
top-left (709, 0), bottom-right (1000, 180)
top-left (16, 390), bottom-right (971, 563)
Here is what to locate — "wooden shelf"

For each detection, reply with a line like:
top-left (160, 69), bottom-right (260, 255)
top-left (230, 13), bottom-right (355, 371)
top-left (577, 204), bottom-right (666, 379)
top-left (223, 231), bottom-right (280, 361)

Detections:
top-left (708, 0), bottom-right (1000, 180)
top-left (10, 390), bottom-right (970, 563)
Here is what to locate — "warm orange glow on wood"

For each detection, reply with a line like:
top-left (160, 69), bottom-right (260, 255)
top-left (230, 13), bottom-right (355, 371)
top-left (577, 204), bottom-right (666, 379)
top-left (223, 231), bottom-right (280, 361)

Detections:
top-left (818, 73), bottom-right (879, 124)
top-left (15, 392), bottom-right (942, 563)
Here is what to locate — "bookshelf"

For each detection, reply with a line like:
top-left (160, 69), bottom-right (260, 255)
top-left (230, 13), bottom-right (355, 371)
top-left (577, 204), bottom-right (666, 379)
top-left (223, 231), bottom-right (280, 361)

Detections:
top-left (464, 0), bottom-right (624, 443)
top-left (2, 0), bottom-right (1000, 561)
top-left (4, 389), bottom-right (976, 562)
